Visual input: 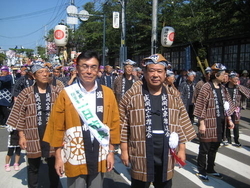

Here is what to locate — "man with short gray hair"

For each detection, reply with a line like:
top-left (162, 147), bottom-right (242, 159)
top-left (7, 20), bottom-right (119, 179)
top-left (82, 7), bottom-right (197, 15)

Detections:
top-left (120, 54), bottom-right (196, 188)
top-left (7, 62), bottom-right (63, 187)
top-left (113, 59), bottom-right (139, 102)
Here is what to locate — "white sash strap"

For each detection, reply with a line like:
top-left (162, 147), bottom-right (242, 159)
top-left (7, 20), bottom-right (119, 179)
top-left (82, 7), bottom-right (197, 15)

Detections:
top-left (64, 83), bottom-right (110, 149)
top-left (152, 130), bottom-right (164, 134)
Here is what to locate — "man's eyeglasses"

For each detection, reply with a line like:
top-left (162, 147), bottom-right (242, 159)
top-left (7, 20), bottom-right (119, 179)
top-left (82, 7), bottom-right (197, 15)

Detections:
top-left (36, 70), bottom-right (50, 74)
top-left (78, 64), bottom-right (98, 72)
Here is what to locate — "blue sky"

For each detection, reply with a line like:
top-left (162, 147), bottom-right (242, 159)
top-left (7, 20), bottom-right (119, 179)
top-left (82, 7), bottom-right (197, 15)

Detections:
top-left (0, 0), bottom-right (93, 51)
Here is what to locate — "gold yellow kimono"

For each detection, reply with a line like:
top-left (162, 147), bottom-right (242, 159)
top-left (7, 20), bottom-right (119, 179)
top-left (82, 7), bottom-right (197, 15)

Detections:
top-left (43, 84), bottom-right (120, 177)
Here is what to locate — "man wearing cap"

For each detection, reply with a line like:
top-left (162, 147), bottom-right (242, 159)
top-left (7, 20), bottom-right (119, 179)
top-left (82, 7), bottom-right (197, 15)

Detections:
top-left (225, 72), bottom-right (250, 147)
top-left (118, 70), bottom-right (124, 76)
top-left (99, 65), bottom-right (116, 89)
top-left (165, 70), bottom-right (178, 92)
top-left (52, 65), bottom-right (62, 78)
top-left (222, 72), bottom-right (229, 85)
top-left (56, 66), bottom-right (77, 87)
top-left (166, 62), bottom-right (172, 70)
top-left (12, 65), bottom-right (34, 101)
top-left (132, 67), bottom-right (137, 77)
top-left (240, 70), bottom-right (249, 87)
top-left (239, 70), bottom-right (249, 109)
top-left (6, 62), bottom-right (63, 187)
top-left (43, 51), bottom-right (120, 188)
top-left (99, 65), bottom-right (105, 74)
top-left (120, 54), bottom-right (196, 188)
top-left (113, 59), bottom-right (139, 102)
top-left (20, 66), bottom-right (28, 77)
top-left (66, 66), bottom-right (77, 86)
top-left (0, 66), bottom-right (13, 127)
top-left (192, 67), bottom-right (211, 104)
top-left (51, 65), bottom-right (67, 87)
top-left (194, 63), bottom-right (235, 181)
top-left (175, 69), bottom-right (187, 88)
top-left (136, 67), bottom-right (143, 80)
top-left (178, 71), bottom-right (196, 123)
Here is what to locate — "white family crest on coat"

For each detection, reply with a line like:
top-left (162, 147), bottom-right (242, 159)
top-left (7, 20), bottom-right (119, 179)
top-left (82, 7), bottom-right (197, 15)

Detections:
top-left (64, 83), bottom-right (110, 150)
top-left (62, 126), bottom-right (108, 165)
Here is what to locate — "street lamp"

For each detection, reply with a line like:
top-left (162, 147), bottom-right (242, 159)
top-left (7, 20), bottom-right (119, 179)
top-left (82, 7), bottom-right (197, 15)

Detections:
top-left (66, 5), bottom-right (106, 66)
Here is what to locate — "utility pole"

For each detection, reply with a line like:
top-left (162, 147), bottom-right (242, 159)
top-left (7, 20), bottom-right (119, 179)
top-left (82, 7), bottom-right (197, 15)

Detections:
top-left (71, 0), bottom-right (76, 32)
top-left (36, 41), bottom-right (38, 56)
top-left (151, 0), bottom-right (158, 54)
top-left (102, 15), bottom-right (106, 66)
top-left (45, 25), bottom-right (47, 59)
top-left (119, 0), bottom-right (127, 69)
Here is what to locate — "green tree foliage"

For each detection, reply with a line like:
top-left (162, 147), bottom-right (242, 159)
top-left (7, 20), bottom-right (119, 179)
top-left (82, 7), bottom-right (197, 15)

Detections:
top-left (37, 46), bottom-right (47, 61)
top-left (45, 29), bottom-right (55, 42)
top-left (126, 0), bottom-right (152, 56)
top-left (9, 48), bottom-right (34, 58)
top-left (0, 53), bottom-right (7, 64)
top-left (74, 2), bottom-right (104, 53)
top-left (160, 0), bottom-right (250, 42)
top-left (45, 0), bottom-right (250, 63)
top-left (103, 1), bottom-right (121, 62)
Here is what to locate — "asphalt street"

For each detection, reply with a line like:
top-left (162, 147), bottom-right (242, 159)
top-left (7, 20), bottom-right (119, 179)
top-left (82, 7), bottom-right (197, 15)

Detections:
top-left (0, 108), bottom-right (249, 188)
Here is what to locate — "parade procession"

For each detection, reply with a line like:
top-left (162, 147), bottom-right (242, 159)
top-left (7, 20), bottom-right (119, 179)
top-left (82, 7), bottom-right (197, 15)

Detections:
top-left (0, 0), bottom-right (250, 188)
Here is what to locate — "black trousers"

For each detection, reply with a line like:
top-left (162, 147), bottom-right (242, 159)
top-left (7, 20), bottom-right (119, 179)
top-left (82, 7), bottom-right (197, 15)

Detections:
top-left (7, 147), bottom-right (21, 156)
top-left (197, 142), bottom-right (220, 175)
top-left (27, 157), bottom-right (60, 188)
top-left (0, 105), bottom-right (10, 125)
top-left (131, 166), bottom-right (172, 188)
top-left (188, 104), bottom-right (194, 123)
top-left (226, 114), bottom-right (240, 144)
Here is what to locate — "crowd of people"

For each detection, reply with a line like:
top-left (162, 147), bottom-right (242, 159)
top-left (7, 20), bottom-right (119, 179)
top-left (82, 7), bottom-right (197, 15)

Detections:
top-left (0, 51), bottom-right (250, 187)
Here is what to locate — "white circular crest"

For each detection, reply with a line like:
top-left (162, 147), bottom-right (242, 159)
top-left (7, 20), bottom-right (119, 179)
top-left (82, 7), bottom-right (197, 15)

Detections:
top-left (62, 126), bottom-right (86, 165)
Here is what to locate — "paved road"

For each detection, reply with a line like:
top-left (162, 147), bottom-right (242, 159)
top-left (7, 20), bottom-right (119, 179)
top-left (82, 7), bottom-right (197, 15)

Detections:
top-left (0, 109), bottom-right (249, 188)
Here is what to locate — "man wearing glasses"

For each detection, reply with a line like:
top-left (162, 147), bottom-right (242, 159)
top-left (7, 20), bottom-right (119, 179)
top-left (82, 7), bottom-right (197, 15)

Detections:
top-left (44, 51), bottom-right (120, 188)
top-left (6, 62), bottom-right (63, 188)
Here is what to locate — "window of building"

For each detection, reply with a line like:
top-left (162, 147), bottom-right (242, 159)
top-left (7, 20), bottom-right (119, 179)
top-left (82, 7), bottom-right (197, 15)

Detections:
top-left (210, 47), bottom-right (222, 64)
top-left (170, 51), bottom-right (185, 70)
top-left (224, 45), bottom-right (238, 70)
top-left (240, 44), bottom-right (250, 70)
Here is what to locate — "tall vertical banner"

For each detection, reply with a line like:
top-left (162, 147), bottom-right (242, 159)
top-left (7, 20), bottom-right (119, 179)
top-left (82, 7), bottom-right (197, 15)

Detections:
top-left (113, 11), bottom-right (120, 29)
top-left (161, 26), bottom-right (175, 47)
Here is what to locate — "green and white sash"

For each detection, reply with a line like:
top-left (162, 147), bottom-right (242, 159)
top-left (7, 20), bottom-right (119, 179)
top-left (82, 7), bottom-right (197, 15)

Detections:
top-left (64, 82), bottom-right (110, 150)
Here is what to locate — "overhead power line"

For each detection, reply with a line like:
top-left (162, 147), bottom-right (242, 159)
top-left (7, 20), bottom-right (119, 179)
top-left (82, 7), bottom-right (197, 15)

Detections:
top-left (0, 8), bottom-right (66, 39)
top-left (0, 3), bottom-right (67, 21)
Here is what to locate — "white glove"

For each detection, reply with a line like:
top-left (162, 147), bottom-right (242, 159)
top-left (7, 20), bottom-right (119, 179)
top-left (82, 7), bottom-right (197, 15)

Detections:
top-left (6, 125), bottom-right (13, 132)
top-left (169, 132), bottom-right (179, 149)
top-left (6, 125), bottom-right (16, 133)
top-left (224, 101), bottom-right (229, 111)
